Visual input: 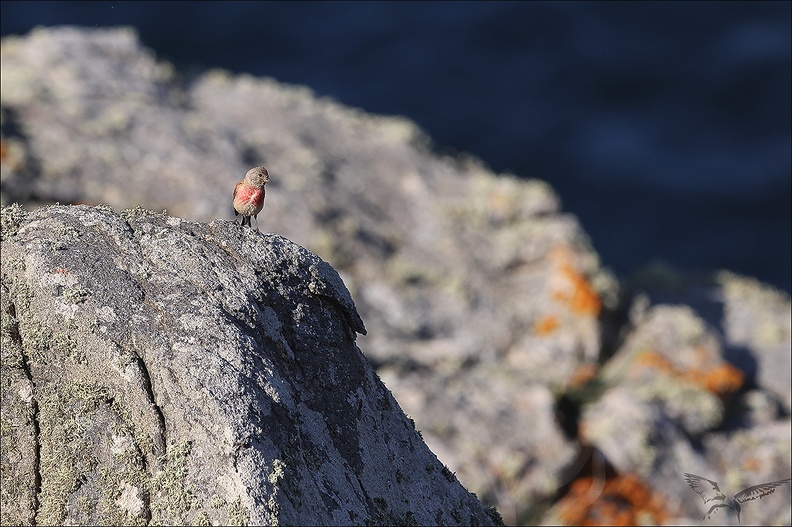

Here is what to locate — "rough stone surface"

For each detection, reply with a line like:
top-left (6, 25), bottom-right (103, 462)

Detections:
top-left (2, 27), bottom-right (791, 525)
top-left (567, 293), bottom-right (791, 526)
top-left (1, 204), bottom-right (501, 526)
top-left (630, 266), bottom-right (792, 414)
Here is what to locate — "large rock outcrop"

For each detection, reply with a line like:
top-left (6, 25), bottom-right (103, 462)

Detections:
top-left (1, 204), bottom-right (502, 526)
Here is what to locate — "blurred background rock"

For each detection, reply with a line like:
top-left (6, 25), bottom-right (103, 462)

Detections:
top-left (1, 0), bottom-right (789, 292)
top-left (1, 2), bottom-right (790, 525)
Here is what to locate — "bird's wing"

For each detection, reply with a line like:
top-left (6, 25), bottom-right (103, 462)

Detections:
top-left (735, 478), bottom-right (792, 504)
top-left (684, 473), bottom-right (723, 503)
top-left (232, 181), bottom-right (241, 215)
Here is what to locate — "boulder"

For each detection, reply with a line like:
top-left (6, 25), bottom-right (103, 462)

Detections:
top-left (1, 203), bottom-right (502, 526)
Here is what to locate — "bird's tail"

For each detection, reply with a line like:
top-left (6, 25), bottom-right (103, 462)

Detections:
top-left (242, 215), bottom-right (251, 227)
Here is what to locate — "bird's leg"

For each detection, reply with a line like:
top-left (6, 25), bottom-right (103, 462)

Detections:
top-left (234, 212), bottom-right (241, 225)
top-left (254, 214), bottom-right (260, 233)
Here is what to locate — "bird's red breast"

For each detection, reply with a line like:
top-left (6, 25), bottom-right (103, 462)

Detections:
top-left (233, 182), bottom-right (265, 215)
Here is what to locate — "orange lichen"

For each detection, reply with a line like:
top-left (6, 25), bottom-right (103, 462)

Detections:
top-left (636, 350), bottom-right (675, 372)
top-left (556, 472), bottom-right (670, 526)
top-left (533, 315), bottom-right (560, 336)
top-left (700, 363), bottom-right (743, 394)
top-left (569, 364), bottom-right (599, 388)
top-left (551, 262), bottom-right (602, 317)
top-left (636, 350), bottom-right (744, 395)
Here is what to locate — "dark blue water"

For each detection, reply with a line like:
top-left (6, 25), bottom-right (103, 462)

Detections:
top-left (2, 1), bottom-right (790, 292)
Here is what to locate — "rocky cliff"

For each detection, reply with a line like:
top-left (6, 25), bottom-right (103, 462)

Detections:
top-left (1, 204), bottom-right (502, 526)
top-left (1, 27), bottom-right (790, 525)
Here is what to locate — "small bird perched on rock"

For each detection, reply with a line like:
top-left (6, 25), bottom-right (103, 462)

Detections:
top-left (233, 166), bottom-right (270, 233)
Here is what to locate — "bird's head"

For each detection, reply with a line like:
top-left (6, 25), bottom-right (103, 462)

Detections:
top-left (245, 166), bottom-right (271, 186)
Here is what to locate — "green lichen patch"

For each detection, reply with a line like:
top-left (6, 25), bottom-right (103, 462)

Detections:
top-left (94, 204), bottom-right (116, 214)
top-left (18, 321), bottom-right (82, 365)
top-left (209, 494), bottom-right (226, 509)
top-left (193, 510), bottom-right (212, 526)
top-left (0, 365), bottom-right (37, 526)
top-left (44, 239), bottom-right (68, 251)
top-left (63, 285), bottom-right (93, 305)
top-left (1, 203), bottom-right (28, 241)
top-left (56, 225), bottom-right (80, 238)
top-left (366, 496), bottom-right (418, 527)
top-left (48, 380), bottom-right (149, 519)
top-left (95, 466), bottom-right (149, 526)
top-left (35, 372), bottom-right (159, 526)
top-left (208, 493), bottom-right (249, 526)
top-left (0, 305), bottom-right (24, 370)
top-left (4, 278), bottom-right (32, 313)
top-left (263, 457), bottom-right (288, 521)
top-left (120, 205), bottom-right (162, 220)
top-left (2, 257), bottom-right (25, 272)
top-left (227, 497), bottom-right (250, 527)
top-left (36, 381), bottom-right (116, 525)
top-left (149, 440), bottom-right (202, 525)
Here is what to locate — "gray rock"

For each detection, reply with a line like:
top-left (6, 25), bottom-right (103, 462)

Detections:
top-left (715, 271), bottom-right (791, 413)
top-left (594, 305), bottom-right (741, 438)
top-left (579, 298), bottom-right (791, 526)
top-left (1, 204), bottom-right (502, 526)
top-left (580, 305), bottom-right (739, 500)
top-left (630, 264), bottom-right (792, 413)
top-left (697, 421), bottom-right (792, 525)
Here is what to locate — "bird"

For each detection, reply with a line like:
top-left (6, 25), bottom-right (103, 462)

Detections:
top-left (684, 472), bottom-right (791, 522)
top-left (233, 166), bottom-right (270, 233)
